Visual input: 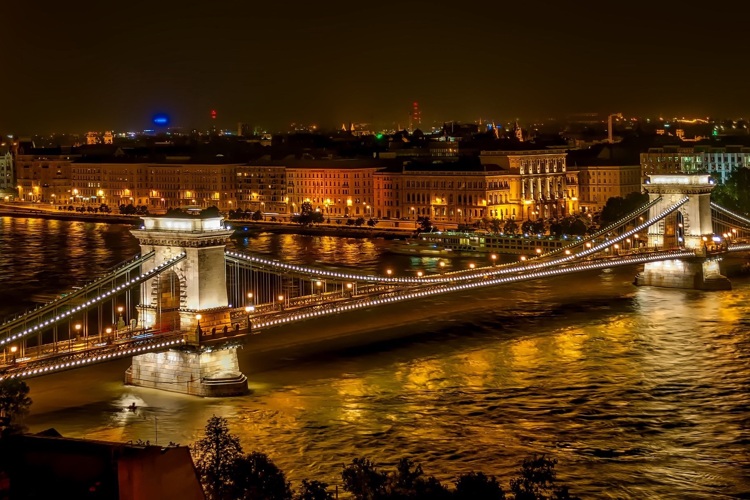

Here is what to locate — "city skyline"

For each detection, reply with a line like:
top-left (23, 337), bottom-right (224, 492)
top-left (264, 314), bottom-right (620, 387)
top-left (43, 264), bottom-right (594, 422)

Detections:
top-left (4, 1), bottom-right (750, 134)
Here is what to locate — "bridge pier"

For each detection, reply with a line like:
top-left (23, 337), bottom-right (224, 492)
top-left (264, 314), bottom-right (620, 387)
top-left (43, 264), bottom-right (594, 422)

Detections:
top-left (125, 346), bottom-right (248, 397)
top-left (635, 257), bottom-right (731, 290)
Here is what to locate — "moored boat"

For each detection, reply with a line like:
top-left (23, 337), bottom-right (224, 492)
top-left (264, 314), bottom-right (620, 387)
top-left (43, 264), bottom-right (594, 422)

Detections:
top-left (388, 231), bottom-right (578, 257)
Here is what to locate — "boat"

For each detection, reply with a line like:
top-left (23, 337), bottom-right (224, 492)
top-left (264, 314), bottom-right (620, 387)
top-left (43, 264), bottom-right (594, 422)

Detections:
top-left (387, 230), bottom-right (576, 257)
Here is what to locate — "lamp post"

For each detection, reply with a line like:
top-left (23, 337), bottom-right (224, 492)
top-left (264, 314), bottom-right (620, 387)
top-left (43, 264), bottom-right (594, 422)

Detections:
top-left (490, 254), bottom-right (497, 266)
top-left (386, 269), bottom-right (392, 277)
top-left (416, 270), bottom-right (423, 278)
top-left (345, 282), bottom-right (353, 298)
top-left (74, 323), bottom-right (82, 346)
top-left (105, 327), bottom-right (112, 343)
top-left (195, 314), bottom-right (203, 336)
top-left (439, 261), bottom-right (446, 273)
top-left (614, 243), bottom-right (620, 255)
top-left (244, 306), bottom-right (254, 332)
top-left (278, 295), bottom-right (285, 311)
top-left (10, 346), bottom-right (17, 363)
top-left (316, 280), bottom-right (323, 296)
top-left (469, 263), bottom-right (475, 270)
top-left (117, 306), bottom-right (125, 330)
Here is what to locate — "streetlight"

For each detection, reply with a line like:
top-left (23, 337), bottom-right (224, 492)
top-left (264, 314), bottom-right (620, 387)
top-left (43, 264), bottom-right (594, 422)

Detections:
top-left (316, 280), bottom-right (323, 295)
top-left (417, 270), bottom-right (424, 278)
top-left (386, 269), bottom-right (392, 277)
top-left (105, 327), bottom-right (112, 343)
top-left (247, 292), bottom-right (254, 302)
top-left (346, 282), bottom-right (353, 297)
top-left (244, 306), bottom-right (254, 332)
top-left (74, 323), bottom-right (82, 343)
top-left (438, 261), bottom-right (446, 272)
top-left (520, 255), bottom-right (527, 261)
top-left (10, 346), bottom-right (17, 363)
top-left (490, 254), bottom-right (497, 265)
top-left (535, 248), bottom-right (542, 255)
top-left (469, 263), bottom-right (475, 269)
top-left (278, 295), bottom-right (285, 310)
top-left (614, 243), bottom-right (620, 255)
top-left (117, 306), bottom-right (125, 329)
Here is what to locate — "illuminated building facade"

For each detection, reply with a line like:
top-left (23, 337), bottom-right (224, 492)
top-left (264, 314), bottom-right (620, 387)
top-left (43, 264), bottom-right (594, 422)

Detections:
top-left (0, 152), bottom-right (13, 194)
top-left (14, 149), bottom-right (77, 203)
top-left (233, 165), bottom-right (287, 214)
top-left (640, 145), bottom-right (750, 184)
top-left (285, 160), bottom-right (377, 218)
top-left (573, 165), bottom-right (641, 211)
top-left (480, 150), bottom-right (575, 220)
top-left (14, 151), bottom-right (584, 223)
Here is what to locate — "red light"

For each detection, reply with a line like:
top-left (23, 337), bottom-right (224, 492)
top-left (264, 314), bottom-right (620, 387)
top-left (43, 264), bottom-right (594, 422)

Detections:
top-left (211, 110), bottom-right (217, 119)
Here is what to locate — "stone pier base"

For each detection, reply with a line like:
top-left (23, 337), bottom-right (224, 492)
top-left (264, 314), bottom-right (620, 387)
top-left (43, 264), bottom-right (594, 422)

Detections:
top-left (635, 258), bottom-right (731, 290)
top-left (125, 347), bottom-right (249, 397)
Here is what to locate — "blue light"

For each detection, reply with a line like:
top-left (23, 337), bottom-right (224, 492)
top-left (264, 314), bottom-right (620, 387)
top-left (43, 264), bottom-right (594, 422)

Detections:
top-left (153, 113), bottom-right (170, 126)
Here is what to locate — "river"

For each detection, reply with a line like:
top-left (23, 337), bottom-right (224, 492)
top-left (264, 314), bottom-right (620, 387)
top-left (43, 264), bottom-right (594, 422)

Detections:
top-left (2, 217), bottom-right (749, 499)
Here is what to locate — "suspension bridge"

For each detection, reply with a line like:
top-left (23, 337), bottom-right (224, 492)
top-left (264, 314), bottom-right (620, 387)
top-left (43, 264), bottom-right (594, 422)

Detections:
top-left (1, 174), bottom-right (749, 396)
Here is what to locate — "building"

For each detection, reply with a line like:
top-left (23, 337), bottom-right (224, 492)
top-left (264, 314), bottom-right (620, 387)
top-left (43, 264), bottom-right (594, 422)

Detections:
top-left (480, 149), bottom-right (577, 220)
top-left (13, 147), bottom-right (589, 224)
top-left (14, 147), bottom-right (78, 203)
top-left (0, 152), bottom-right (13, 196)
top-left (573, 164), bottom-right (641, 211)
top-left (1, 430), bottom-right (204, 499)
top-left (640, 145), bottom-right (750, 184)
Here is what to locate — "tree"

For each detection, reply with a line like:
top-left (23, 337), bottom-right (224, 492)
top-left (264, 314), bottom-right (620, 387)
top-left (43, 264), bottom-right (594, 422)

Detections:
top-left (295, 480), bottom-right (334, 500)
top-left (509, 455), bottom-right (579, 500)
top-left (367, 218), bottom-right (377, 228)
top-left (599, 192), bottom-right (648, 226)
top-left (416, 216), bottom-right (432, 233)
top-left (531, 219), bottom-right (546, 235)
top-left (712, 167), bottom-right (750, 216)
top-left (229, 452), bottom-right (292, 500)
top-left (201, 206), bottom-right (221, 218)
top-left (503, 219), bottom-right (519, 235)
top-left (192, 415), bottom-right (244, 499)
top-left (489, 218), bottom-right (503, 234)
top-left (0, 379), bottom-right (32, 436)
top-left (354, 217), bottom-right (365, 227)
top-left (387, 457), bottom-right (450, 499)
top-left (341, 457), bottom-right (388, 499)
top-left (521, 220), bottom-right (535, 234)
top-left (252, 210), bottom-right (263, 221)
top-left (454, 471), bottom-right (505, 499)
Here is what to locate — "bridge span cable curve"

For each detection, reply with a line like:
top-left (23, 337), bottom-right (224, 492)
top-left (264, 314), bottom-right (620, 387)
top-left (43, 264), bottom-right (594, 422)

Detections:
top-left (0, 253), bottom-right (186, 346)
top-left (710, 202), bottom-right (750, 227)
top-left (539, 196), bottom-right (663, 259)
top-left (248, 250), bottom-right (694, 333)
top-left (225, 197), bottom-right (691, 287)
top-left (0, 251), bottom-right (156, 332)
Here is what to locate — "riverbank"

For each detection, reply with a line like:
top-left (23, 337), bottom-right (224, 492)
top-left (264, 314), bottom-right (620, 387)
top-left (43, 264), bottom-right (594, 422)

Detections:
top-left (0, 203), bottom-right (142, 225)
top-left (0, 202), bottom-right (418, 239)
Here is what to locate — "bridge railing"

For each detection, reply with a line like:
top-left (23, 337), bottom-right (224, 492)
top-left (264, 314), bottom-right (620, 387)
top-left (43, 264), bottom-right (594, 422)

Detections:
top-left (0, 250), bottom-right (156, 334)
top-left (0, 253), bottom-right (186, 347)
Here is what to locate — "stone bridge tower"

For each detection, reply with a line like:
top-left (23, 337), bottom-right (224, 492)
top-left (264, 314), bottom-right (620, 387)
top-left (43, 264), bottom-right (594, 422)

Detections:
top-left (130, 215), bottom-right (234, 335)
top-left (635, 174), bottom-right (730, 290)
top-left (125, 215), bottom-right (248, 397)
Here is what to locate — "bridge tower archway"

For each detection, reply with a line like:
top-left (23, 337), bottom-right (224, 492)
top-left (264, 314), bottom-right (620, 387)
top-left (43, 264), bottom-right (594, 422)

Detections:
top-left (130, 216), bottom-right (234, 334)
top-left (644, 174), bottom-right (715, 251)
top-left (637, 174), bottom-right (730, 290)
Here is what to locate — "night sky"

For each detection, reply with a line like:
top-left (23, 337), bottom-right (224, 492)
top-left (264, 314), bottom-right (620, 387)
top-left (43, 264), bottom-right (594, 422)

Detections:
top-left (3, 1), bottom-right (748, 134)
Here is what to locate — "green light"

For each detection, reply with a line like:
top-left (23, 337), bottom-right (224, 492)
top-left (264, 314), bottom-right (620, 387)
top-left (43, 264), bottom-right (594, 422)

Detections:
top-left (376, 133), bottom-right (384, 140)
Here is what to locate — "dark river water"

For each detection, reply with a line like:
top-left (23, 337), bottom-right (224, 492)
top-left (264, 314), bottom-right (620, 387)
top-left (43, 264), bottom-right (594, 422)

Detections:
top-left (2, 217), bottom-right (749, 499)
